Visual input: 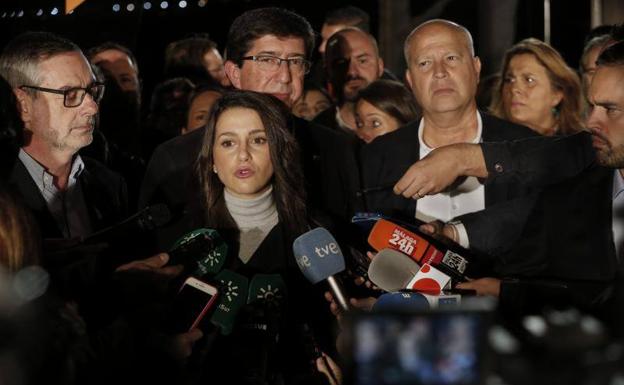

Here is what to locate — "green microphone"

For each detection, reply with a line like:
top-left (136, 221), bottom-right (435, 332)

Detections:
top-left (210, 269), bottom-right (249, 335)
top-left (168, 228), bottom-right (227, 277)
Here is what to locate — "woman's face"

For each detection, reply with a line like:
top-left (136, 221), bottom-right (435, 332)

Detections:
top-left (354, 100), bottom-right (400, 143)
top-left (502, 53), bottom-right (563, 135)
top-left (292, 89), bottom-right (331, 121)
top-left (212, 107), bottom-right (274, 199)
top-left (184, 90), bottom-right (222, 134)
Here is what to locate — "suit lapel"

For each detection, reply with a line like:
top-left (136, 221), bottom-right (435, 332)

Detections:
top-left (9, 159), bottom-right (64, 238)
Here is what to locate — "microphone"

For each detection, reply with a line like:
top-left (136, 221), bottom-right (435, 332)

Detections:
top-left (368, 219), bottom-right (468, 283)
top-left (81, 204), bottom-right (171, 245)
top-left (168, 228), bottom-right (227, 276)
top-left (210, 269), bottom-right (249, 335)
top-left (368, 248), bottom-right (420, 292)
top-left (368, 248), bottom-right (452, 294)
top-left (247, 273), bottom-right (287, 307)
top-left (292, 227), bottom-right (351, 312)
top-left (372, 291), bottom-right (430, 311)
top-left (245, 274), bottom-right (287, 336)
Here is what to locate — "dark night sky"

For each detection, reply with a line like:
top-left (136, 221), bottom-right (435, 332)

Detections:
top-left (0, 0), bottom-right (593, 100)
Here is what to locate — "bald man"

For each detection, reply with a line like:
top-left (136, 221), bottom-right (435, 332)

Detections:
top-left (314, 27), bottom-right (384, 132)
top-left (360, 19), bottom-right (537, 248)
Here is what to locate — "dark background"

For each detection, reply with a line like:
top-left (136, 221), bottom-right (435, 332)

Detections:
top-left (0, 0), bottom-right (594, 102)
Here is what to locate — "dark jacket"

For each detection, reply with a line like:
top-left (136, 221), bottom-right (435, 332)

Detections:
top-left (359, 112), bottom-right (538, 220)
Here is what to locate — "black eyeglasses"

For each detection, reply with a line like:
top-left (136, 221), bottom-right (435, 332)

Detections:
top-left (241, 55), bottom-right (311, 75)
top-left (19, 82), bottom-right (105, 108)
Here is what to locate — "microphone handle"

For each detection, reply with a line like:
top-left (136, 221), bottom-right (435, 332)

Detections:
top-left (327, 275), bottom-right (350, 312)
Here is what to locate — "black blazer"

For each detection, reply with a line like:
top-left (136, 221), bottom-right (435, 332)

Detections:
top-left (359, 112), bottom-right (538, 220)
top-left (8, 155), bottom-right (128, 239)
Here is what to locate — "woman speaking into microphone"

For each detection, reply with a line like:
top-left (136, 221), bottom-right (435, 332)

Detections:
top-left (189, 90), bottom-right (334, 385)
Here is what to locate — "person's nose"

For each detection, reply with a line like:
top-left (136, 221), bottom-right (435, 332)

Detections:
top-left (586, 106), bottom-right (602, 132)
top-left (81, 92), bottom-right (99, 115)
top-left (347, 58), bottom-right (360, 77)
top-left (238, 142), bottom-right (251, 161)
top-left (276, 59), bottom-right (293, 83)
top-left (432, 60), bottom-right (448, 79)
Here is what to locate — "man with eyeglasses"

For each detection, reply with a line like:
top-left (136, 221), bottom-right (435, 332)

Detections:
top-left (0, 31), bottom-right (127, 239)
top-left (141, 7), bottom-right (363, 233)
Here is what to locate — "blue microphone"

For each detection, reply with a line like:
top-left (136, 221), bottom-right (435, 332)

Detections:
top-left (293, 227), bottom-right (350, 311)
top-left (372, 291), bottom-right (430, 311)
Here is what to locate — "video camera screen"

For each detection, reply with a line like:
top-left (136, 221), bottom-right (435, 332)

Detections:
top-left (348, 310), bottom-right (489, 385)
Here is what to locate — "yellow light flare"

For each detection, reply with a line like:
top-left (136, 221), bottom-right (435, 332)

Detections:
top-left (65, 0), bottom-right (86, 14)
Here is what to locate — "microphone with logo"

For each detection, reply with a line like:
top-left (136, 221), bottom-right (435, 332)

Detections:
top-left (246, 274), bottom-right (288, 335)
top-left (293, 227), bottom-right (351, 312)
top-left (243, 274), bottom-right (288, 379)
top-left (368, 219), bottom-right (471, 283)
top-left (168, 228), bottom-right (228, 277)
top-left (368, 248), bottom-right (461, 308)
top-left (210, 269), bottom-right (249, 335)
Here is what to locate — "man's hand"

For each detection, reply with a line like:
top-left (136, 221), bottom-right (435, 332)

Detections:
top-left (419, 220), bottom-right (458, 243)
top-left (116, 252), bottom-right (183, 278)
top-left (316, 352), bottom-right (343, 385)
top-left (394, 143), bottom-right (487, 199)
top-left (168, 328), bottom-right (204, 361)
top-left (456, 277), bottom-right (501, 297)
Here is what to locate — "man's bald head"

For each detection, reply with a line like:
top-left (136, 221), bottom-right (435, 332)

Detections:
top-left (404, 19), bottom-right (475, 66)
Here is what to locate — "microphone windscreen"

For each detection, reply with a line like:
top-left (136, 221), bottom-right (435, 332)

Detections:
top-left (210, 269), bottom-right (249, 335)
top-left (141, 203), bottom-right (171, 230)
top-left (247, 273), bottom-right (287, 307)
top-left (293, 227), bottom-right (345, 284)
top-left (372, 291), bottom-right (430, 311)
top-left (368, 248), bottom-right (420, 292)
top-left (168, 228), bottom-right (227, 276)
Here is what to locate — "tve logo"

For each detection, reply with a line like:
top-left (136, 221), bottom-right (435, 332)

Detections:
top-left (293, 227), bottom-right (346, 284)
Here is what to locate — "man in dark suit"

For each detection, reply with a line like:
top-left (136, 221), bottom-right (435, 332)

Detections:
top-left (390, 41), bottom-right (624, 309)
top-left (141, 7), bottom-right (362, 238)
top-left (0, 32), bottom-right (127, 239)
top-left (361, 19), bottom-right (537, 247)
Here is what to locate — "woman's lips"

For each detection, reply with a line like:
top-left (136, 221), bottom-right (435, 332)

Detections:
top-left (235, 168), bottom-right (254, 178)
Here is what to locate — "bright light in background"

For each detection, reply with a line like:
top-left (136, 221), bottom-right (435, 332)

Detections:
top-left (144, 2), bottom-right (152, 10)
top-left (160, 1), bottom-right (169, 9)
top-left (17, 10), bottom-right (24, 17)
top-left (179, 0), bottom-right (187, 8)
top-left (10, 11), bottom-right (15, 17)
top-left (36, 9), bottom-right (43, 16)
top-left (51, 7), bottom-right (59, 15)
top-left (1, 12), bottom-right (6, 18)
top-left (198, 0), bottom-right (207, 7)
top-left (127, 3), bottom-right (135, 11)
top-left (112, 3), bottom-right (120, 12)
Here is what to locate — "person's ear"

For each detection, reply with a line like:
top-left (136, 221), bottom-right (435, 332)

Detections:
top-left (377, 57), bottom-right (384, 77)
top-left (405, 69), bottom-right (413, 90)
top-left (224, 60), bottom-right (242, 89)
top-left (14, 88), bottom-right (32, 126)
top-left (473, 56), bottom-right (482, 84)
top-left (551, 89), bottom-right (564, 108)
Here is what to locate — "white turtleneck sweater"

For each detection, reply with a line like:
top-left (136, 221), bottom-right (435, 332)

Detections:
top-left (224, 186), bottom-right (279, 263)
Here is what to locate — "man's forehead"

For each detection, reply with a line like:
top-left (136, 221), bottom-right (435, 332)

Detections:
top-left (409, 25), bottom-right (470, 57)
top-left (38, 52), bottom-right (94, 84)
top-left (247, 34), bottom-right (306, 55)
top-left (590, 66), bottom-right (624, 101)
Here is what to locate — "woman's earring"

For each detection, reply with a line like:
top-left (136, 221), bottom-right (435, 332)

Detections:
top-left (213, 165), bottom-right (218, 174)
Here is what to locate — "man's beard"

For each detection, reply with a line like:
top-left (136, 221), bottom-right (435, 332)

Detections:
top-left (596, 143), bottom-right (624, 168)
top-left (342, 76), bottom-right (367, 102)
